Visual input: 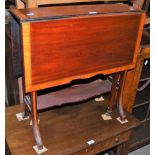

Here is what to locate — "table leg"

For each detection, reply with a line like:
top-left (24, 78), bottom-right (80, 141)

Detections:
top-left (31, 91), bottom-right (43, 150)
top-left (107, 71), bottom-right (127, 121)
top-left (116, 71), bottom-right (127, 121)
top-left (108, 141), bottom-right (129, 155)
top-left (107, 73), bottom-right (119, 115)
top-left (23, 101), bottom-right (30, 118)
top-left (115, 141), bottom-right (129, 155)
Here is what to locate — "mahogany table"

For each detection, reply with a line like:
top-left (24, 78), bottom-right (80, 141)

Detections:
top-left (10, 3), bottom-right (145, 150)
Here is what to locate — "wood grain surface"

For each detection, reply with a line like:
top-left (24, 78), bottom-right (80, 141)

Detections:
top-left (23, 12), bottom-right (144, 92)
top-left (10, 4), bottom-right (145, 93)
top-left (122, 28), bottom-right (150, 112)
top-left (6, 98), bottom-right (139, 155)
top-left (10, 4), bottom-right (139, 21)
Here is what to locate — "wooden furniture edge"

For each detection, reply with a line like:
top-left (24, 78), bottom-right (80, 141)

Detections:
top-left (24, 65), bottom-right (134, 93)
top-left (122, 46), bottom-right (150, 112)
top-left (21, 23), bottom-right (32, 92)
top-left (10, 9), bottom-right (28, 21)
top-left (132, 12), bottom-right (146, 67)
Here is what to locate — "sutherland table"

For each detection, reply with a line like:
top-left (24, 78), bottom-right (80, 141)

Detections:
top-left (10, 4), bottom-right (145, 150)
top-left (6, 99), bottom-right (140, 155)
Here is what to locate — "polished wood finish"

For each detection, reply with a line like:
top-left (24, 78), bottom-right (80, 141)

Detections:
top-left (10, 4), bottom-right (145, 93)
top-left (123, 28), bottom-right (150, 112)
top-left (122, 0), bottom-right (149, 120)
top-left (107, 71), bottom-right (127, 121)
top-left (6, 99), bottom-right (139, 155)
top-left (31, 91), bottom-right (43, 150)
top-left (21, 23), bottom-right (31, 92)
top-left (107, 74), bottom-right (119, 112)
top-left (28, 13), bottom-right (142, 92)
top-left (12, 4), bottom-right (139, 21)
top-left (10, 4), bottom-right (145, 149)
top-left (116, 71), bottom-right (127, 120)
top-left (123, 47), bottom-right (150, 112)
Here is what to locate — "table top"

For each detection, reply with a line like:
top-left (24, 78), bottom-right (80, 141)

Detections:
top-left (10, 3), bottom-right (141, 22)
top-left (6, 98), bottom-right (139, 155)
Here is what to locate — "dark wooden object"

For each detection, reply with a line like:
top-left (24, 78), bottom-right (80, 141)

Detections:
top-left (108, 72), bottom-right (127, 120)
top-left (6, 99), bottom-right (140, 155)
top-left (10, 4), bottom-right (145, 150)
top-left (5, 23), bottom-right (20, 106)
top-left (10, 16), bottom-right (22, 77)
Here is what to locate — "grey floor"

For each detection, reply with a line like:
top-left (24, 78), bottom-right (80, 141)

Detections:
top-left (104, 145), bottom-right (150, 155)
top-left (129, 145), bottom-right (150, 155)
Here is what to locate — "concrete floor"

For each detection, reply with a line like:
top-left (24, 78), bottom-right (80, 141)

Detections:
top-left (129, 145), bottom-right (150, 155)
top-left (104, 145), bottom-right (150, 155)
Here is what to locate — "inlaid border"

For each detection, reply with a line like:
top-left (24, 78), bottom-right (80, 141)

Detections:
top-left (21, 23), bottom-right (32, 92)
